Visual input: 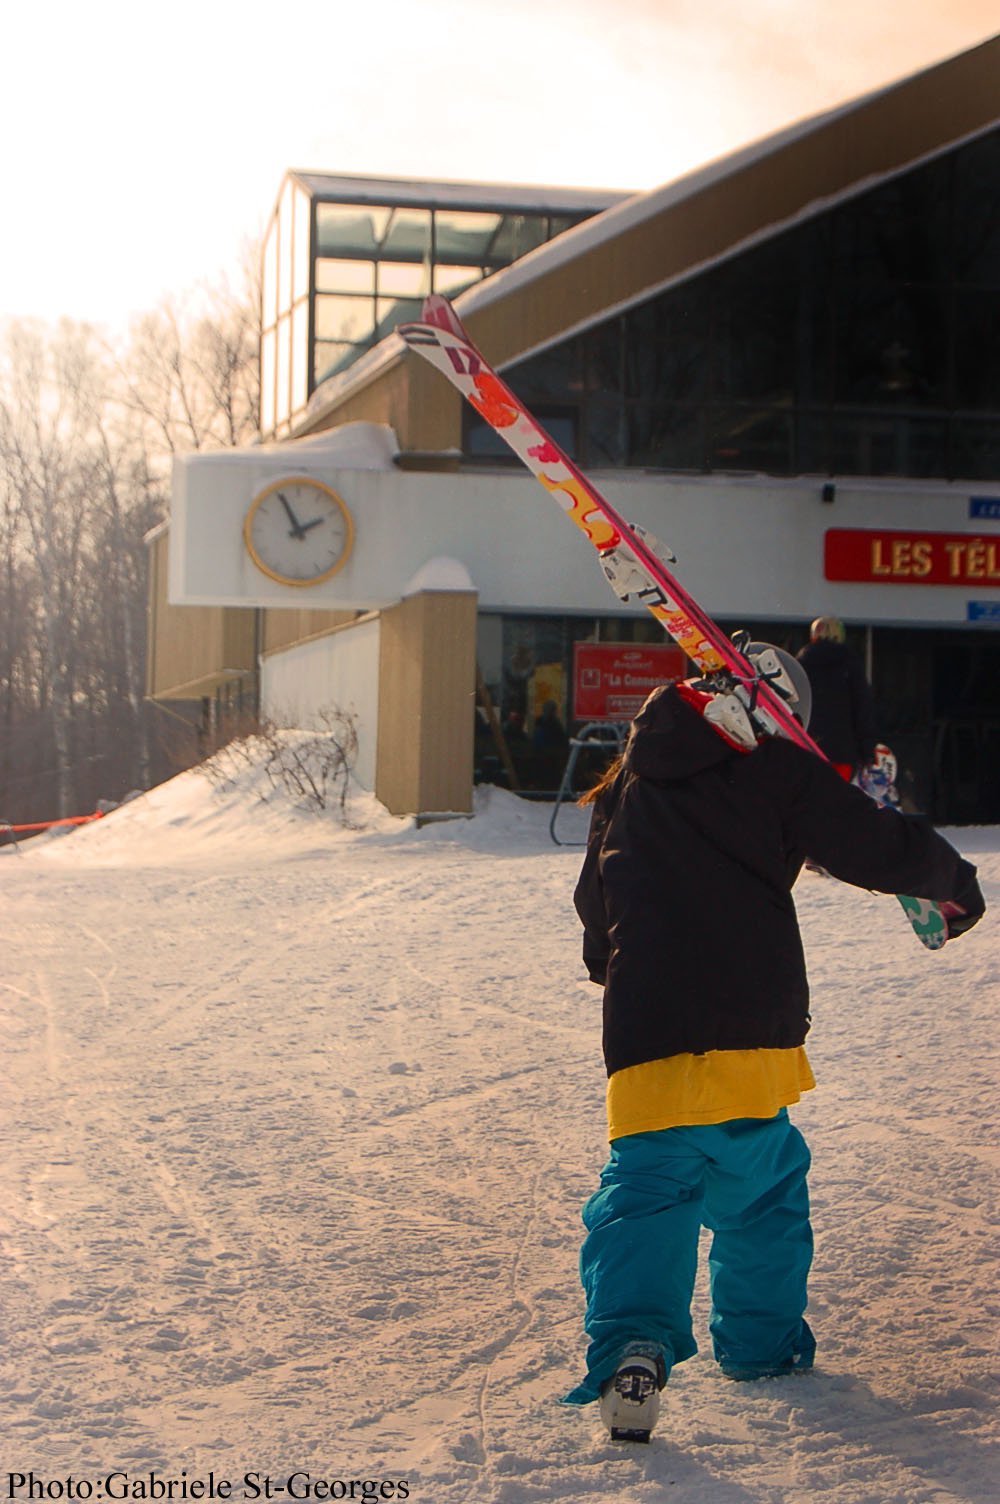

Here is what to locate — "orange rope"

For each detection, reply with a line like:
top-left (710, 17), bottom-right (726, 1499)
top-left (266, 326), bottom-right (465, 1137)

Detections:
top-left (6, 813), bottom-right (105, 832)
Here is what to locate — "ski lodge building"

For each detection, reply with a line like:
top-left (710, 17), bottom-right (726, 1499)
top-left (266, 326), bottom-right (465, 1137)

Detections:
top-left (148, 34), bottom-right (1000, 824)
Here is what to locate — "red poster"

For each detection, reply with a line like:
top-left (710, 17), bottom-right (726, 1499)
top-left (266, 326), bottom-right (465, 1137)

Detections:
top-left (573, 642), bottom-right (686, 722)
top-left (825, 528), bottom-right (1000, 586)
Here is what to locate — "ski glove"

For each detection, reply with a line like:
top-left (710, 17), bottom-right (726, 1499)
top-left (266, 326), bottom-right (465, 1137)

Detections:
top-left (941, 869), bottom-right (985, 940)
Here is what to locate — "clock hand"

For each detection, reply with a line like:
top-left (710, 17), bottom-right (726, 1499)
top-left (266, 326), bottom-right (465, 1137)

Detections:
top-left (298, 515), bottom-right (327, 534)
top-left (278, 492), bottom-right (307, 539)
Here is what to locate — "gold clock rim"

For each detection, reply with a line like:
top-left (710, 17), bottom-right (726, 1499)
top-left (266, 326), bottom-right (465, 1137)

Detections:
top-left (243, 475), bottom-right (355, 588)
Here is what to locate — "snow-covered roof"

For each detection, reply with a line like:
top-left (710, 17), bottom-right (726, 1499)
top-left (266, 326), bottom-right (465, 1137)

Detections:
top-left (286, 170), bottom-right (629, 215)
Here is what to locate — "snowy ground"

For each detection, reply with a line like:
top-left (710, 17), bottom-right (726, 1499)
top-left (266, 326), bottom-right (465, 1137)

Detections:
top-left (2, 745), bottom-right (998, 1504)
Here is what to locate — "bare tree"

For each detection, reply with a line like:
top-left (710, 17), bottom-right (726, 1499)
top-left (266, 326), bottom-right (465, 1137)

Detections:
top-left (114, 267), bottom-right (260, 465)
top-left (0, 321), bottom-right (98, 815)
top-left (0, 259), bottom-right (261, 826)
top-left (0, 455), bottom-right (28, 809)
top-left (88, 407), bottom-right (161, 794)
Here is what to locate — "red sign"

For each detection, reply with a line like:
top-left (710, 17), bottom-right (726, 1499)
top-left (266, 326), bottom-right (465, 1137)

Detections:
top-left (573, 642), bottom-right (686, 722)
top-left (825, 528), bottom-right (1000, 586)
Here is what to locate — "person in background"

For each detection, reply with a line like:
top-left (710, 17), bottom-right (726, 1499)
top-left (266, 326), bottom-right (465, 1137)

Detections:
top-left (796, 617), bottom-right (876, 780)
top-left (563, 652), bottom-right (984, 1443)
top-left (533, 699), bottom-right (568, 753)
top-left (502, 709), bottom-right (528, 744)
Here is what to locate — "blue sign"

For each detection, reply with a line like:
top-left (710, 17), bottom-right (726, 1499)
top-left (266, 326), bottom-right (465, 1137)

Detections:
top-left (967, 601), bottom-right (1000, 624)
top-left (969, 497), bottom-right (1000, 520)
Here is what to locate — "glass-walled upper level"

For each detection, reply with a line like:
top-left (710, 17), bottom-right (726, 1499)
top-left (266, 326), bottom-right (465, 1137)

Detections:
top-left (260, 173), bottom-right (627, 439)
top-left (466, 128), bottom-right (1000, 481)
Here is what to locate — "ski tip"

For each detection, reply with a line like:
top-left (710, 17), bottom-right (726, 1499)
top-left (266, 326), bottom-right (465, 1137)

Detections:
top-left (919, 928), bottom-right (949, 951)
top-left (896, 893), bottom-right (950, 949)
top-left (398, 321), bottom-right (440, 348)
top-left (422, 294), bottom-right (466, 337)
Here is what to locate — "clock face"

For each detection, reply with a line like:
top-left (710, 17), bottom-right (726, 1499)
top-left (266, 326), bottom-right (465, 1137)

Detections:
top-left (244, 477), bottom-right (354, 586)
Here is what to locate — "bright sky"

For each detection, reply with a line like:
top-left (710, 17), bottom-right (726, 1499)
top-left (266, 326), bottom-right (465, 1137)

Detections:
top-left (2, 0), bottom-right (997, 334)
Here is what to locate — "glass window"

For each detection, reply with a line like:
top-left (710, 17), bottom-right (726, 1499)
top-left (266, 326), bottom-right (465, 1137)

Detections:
top-left (582, 392), bottom-right (625, 466)
top-left (291, 300), bottom-right (309, 415)
top-left (315, 204), bottom-right (391, 258)
top-left (464, 413), bottom-right (518, 461)
top-left (293, 187), bottom-right (312, 304)
top-left (433, 264), bottom-right (481, 295)
top-left (276, 315), bottom-right (291, 429)
top-left (375, 296), bottom-right (423, 332)
top-left (624, 299), bottom-right (708, 404)
top-left (585, 320), bottom-right (625, 396)
top-left (791, 274), bottom-right (835, 406)
top-left (903, 417), bottom-right (951, 478)
top-left (548, 214), bottom-right (585, 239)
top-left (313, 341), bottom-right (356, 386)
top-left (434, 210), bottom-right (502, 264)
top-left (315, 293), bottom-right (375, 343)
top-left (509, 337), bottom-right (583, 404)
top-left (260, 328), bottom-right (276, 436)
top-left (827, 414), bottom-right (916, 477)
top-left (377, 261), bottom-right (429, 297)
top-left (382, 208), bottom-right (432, 261)
top-left (954, 286), bottom-right (1000, 408)
top-left (833, 159), bottom-right (951, 285)
top-left (834, 284), bottom-right (949, 407)
top-left (315, 258), bottom-right (376, 294)
top-left (953, 131), bottom-right (1000, 283)
top-left (262, 222), bottom-right (279, 331)
top-left (950, 416), bottom-right (1000, 480)
top-left (712, 289), bottom-right (797, 404)
top-left (627, 402), bottom-right (705, 470)
top-left (707, 405), bottom-right (793, 473)
top-left (487, 214), bottom-right (549, 264)
top-left (794, 411), bottom-right (831, 474)
top-left (294, 191), bottom-right (615, 419)
top-left (464, 406), bottom-right (577, 461)
top-left (277, 179), bottom-right (295, 316)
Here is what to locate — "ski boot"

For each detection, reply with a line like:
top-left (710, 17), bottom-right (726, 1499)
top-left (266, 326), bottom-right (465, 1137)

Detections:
top-left (599, 1345), bottom-right (666, 1443)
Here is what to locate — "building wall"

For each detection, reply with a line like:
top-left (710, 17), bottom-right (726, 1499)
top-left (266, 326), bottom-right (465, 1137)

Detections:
top-left (307, 353), bottom-right (462, 454)
top-left (169, 459), bottom-right (1000, 628)
top-left (260, 589), bottom-right (477, 816)
top-left (147, 529), bottom-right (256, 699)
top-left (261, 613), bottom-right (381, 790)
top-left (262, 607), bottom-right (356, 654)
top-left (376, 591), bottom-right (477, 817)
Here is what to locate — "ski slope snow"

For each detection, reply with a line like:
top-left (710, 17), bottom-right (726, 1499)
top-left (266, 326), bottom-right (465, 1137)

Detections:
top-left (2, 748), bottom-right (998, 1503)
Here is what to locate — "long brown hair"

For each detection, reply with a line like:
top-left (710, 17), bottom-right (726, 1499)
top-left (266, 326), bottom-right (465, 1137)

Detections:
top-left (579, 753), bottom-right (624, 806)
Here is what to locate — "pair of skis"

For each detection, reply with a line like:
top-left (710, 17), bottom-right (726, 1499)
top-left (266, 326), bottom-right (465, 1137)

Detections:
top-left (399, 296), bottom-right (949, 950)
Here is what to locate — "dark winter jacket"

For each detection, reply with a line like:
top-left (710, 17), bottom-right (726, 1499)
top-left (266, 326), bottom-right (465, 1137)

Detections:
top-left (795, 638), bottom-right (877, 767)
top-left (574, 685), bottom-right (978, 1077)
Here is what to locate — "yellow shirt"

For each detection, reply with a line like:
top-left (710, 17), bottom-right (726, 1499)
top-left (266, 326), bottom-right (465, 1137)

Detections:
top-left (607, 1047), bottom-right (815, 1141)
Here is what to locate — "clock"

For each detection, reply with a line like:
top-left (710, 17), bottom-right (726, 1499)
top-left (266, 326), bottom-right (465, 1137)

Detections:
top-left (243, 476), bottom-right (354, 586)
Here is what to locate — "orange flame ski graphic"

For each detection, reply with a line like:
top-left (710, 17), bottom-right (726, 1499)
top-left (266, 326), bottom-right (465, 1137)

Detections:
top-left (469, 373), bottom-right (519, 428)
top-left (536, 472), bottom-right (621, 550)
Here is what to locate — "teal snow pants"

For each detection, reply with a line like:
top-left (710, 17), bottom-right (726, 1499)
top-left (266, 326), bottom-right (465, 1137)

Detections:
top-left (563, 1111), bottom-right (816, 1404)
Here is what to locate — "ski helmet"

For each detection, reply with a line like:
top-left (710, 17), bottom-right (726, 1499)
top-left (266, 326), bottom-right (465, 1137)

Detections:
top-left (747, 642), bottom-right (813, 729)
top-left (809, 615), bottom-right (846, 643)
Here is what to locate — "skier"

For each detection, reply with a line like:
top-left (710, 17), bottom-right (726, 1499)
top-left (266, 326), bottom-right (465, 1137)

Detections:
top-left (563, 648), bottom-right (984, 1442)
top-left (796, 616), bottom-right (877, 780)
